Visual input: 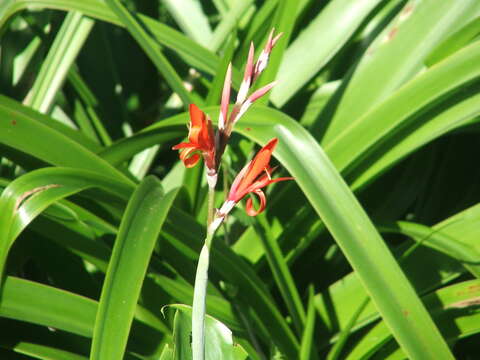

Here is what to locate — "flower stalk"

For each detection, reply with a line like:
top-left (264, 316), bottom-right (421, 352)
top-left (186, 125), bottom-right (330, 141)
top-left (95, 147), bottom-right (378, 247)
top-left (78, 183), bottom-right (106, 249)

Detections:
top-left (172, 29), bottom-right (290, 360)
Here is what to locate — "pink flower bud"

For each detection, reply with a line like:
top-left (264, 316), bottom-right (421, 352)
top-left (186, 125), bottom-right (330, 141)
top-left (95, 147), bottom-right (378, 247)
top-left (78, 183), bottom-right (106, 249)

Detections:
top-left (218, 63), bottom-right (232, 130)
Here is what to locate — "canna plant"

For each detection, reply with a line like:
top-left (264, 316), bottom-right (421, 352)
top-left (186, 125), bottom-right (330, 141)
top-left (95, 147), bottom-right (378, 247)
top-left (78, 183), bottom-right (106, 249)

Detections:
top-left (171, 31), bottom-right (293, 359)
top-left (0, 0), bottom-right (479, 359)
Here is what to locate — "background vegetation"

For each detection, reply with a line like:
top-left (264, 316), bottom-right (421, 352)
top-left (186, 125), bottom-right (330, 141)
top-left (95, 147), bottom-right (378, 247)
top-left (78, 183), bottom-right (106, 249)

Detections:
top-left (0, 0), bottom-right (480, 359)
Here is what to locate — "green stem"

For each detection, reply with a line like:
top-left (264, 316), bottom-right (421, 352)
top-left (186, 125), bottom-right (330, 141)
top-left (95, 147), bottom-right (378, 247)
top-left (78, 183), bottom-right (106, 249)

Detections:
top-left (207, 184), bottom-right (215, 228)
top-left (192, 178), bottom-right (217, 360)
top-left (192, 243), bottom-right (210, 360)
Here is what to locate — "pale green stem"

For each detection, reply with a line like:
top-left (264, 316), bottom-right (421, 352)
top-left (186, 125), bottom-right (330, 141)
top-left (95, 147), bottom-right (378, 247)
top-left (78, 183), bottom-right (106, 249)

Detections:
top-left (207, 184), bottom-right (215, 228)
top-left (192, 242), bottom-right (211, 360)
top-left (192, 182), bottom-right (217, 360)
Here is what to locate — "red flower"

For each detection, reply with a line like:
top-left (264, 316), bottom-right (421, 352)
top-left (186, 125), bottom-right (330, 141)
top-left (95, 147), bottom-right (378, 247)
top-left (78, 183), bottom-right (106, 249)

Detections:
top-left (172, 104), bottom-right (216, 171)
top-left (227, 138), bottom-right (293, 216)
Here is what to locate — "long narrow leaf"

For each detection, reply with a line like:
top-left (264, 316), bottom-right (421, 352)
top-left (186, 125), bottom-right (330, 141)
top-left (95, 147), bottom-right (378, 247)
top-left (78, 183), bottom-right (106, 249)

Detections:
top-left (0, 167), bottom-right (132, 281)
top-left (24, 11), bottom-right (94, 113)
top-left (0, 0), bottom-right (234, 83)
top-left (271, 0), bottom-right (383, 106)
top-left (347, 279), bottom-right (480, 359)
top-left (90, 177), bottom-right (177, 359)
top-left (0, 95), bottom-right (133, 183)
top-left (321, 0), bottom-right (480, 143)
top-left (105, 0), bottom-right (193, 107)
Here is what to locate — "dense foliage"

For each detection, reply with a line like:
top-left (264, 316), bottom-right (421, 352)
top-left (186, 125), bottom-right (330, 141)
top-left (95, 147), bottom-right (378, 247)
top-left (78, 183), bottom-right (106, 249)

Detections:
top-left (0, 0), bottom-right (479, 359)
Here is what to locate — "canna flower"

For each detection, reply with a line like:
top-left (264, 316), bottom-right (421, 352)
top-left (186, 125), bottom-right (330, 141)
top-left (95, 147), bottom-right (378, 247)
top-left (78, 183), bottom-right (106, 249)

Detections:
top-left (172, 104), bottom-right (216, 174)
top-left (219, 138), bottom-right (293, 217)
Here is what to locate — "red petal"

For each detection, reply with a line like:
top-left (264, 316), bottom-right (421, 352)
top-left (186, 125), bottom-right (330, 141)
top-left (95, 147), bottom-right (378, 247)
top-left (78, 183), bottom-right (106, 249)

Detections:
top-left (240, 138), bottom-right (278, 191)
top-left (188, 104), bottom-right (206, 143)
top-left (245, 189), bottom-right (266, 216)
top-left (172, 142), bottom-right (193, 150)
top-left (189, 104), bottom-right (204, 127)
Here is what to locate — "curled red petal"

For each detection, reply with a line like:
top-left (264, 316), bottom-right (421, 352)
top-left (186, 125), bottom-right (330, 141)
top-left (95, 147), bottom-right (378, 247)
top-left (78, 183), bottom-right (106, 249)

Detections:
top-left (179, 147), bottom-right (201, 168)
top-left (183, 153), bottom-right (200, 168)
top-left (245, 189), bottom-right (266, 216)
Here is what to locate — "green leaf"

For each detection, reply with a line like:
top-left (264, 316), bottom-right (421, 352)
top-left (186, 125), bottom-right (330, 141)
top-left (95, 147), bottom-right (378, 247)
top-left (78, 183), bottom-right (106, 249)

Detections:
top-left (0, 276), bottom-right (96, 337)
top-left (24, 11), bottom-right (94, 113)
top-left (0, 0), bottom-right (242, 86)
top-left (325, 41), bottom-right (480, 189)
top-left (170, 304), bottom-right (248, 360)
top-left (159, 345), bottom-right (174, 360)
top-left (0, 276), bottom-right (166, 355)
top-left (67, 68), bottom-right (112, 145)
top-left (209, 0), bottom-right (254, 52)
top-left (0, 167), bottom-right (132, 279)
top-left (105, 0), bottom-right (193, 107)
top-left (270, 0), bottom-right (384, 106)
top-left (0, 95), bottom-right (133, 183)
top-left (252, 214), bottom-right (305, 335)
top-left (321, 0), bottom-right (480, 144)
top-left (315, 202), bottom-right (480, 343)
top-left (347, 279), bottom-right (480, 359)
top-left (299, 286), bottom-right (317, 360)
top-left (380, 221), bottom-right (480, 279)
top-left (5, 342), bottom-right (87, 360)
top-left (162, 0), bottom-right (212, 47)
top-left (151, 273), bottom-right (243, 334)
top-left (90, 177), bottom-right (177, 360)
top-left (426, 16), bottom-right (480, 66)
top-left (327, 297), bottom-right (370, 360)
top-left (253, 114), bottom-right (454, 359)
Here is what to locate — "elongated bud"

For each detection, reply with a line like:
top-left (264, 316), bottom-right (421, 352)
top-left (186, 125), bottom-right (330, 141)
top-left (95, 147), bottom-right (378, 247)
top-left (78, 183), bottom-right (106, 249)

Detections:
top-left (248, 81), bottom-right (277, 102)
top-left (253, 30), bottom-right (283, 81)
top-left (219, 63), bottom-right (232, 130)
top-left (272, 32), bottom-right (283, 48)
top-left (236, 43), bottom-right (255, 105)
top-left (235, 81), bottom-right (277, 123)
